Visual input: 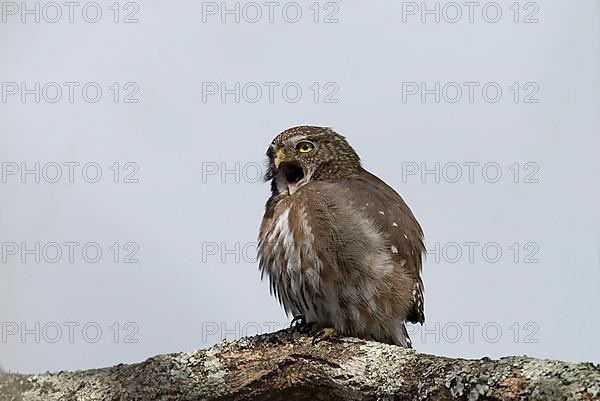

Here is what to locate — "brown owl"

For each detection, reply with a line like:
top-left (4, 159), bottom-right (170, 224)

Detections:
top-left (258, 126), bottom-right (425, 347)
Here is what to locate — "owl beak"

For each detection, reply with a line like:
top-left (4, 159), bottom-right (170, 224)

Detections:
top-left (274, 149), bottom-right (304, 194)
top-left (274, 148), bottom-right (293, 169)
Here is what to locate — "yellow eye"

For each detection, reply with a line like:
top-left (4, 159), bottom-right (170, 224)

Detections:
top-left (297, 141), bottom-right (314, 153)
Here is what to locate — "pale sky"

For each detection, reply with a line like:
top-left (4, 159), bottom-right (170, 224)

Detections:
top-left (1, 0), bottom-right (599, 373)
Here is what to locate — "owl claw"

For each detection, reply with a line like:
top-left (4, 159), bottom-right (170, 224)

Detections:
top-left (290, 315), bottom-right (306, 329)
top-left (312, 327), bottom-right (338, 344)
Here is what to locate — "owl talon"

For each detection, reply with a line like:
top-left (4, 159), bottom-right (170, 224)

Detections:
top-left (312, 327), bottom-right (338, 344)
top-left (290, 315), bottom-right (306, 329)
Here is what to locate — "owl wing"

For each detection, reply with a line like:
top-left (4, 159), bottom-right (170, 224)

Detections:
top-left (336, 169), bottom-right (425, 324)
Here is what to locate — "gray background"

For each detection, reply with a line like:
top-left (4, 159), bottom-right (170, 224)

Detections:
top-left (1, 0), bottom-right (599, 373)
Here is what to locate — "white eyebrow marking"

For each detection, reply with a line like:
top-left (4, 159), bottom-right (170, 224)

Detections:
top-left (391, 245), bottom-right (398, 254)
top-left (286, 134), bottom-right (309, 145)
top-left (392, 222), bottom-right (398, 227)
top-left (379, 211), bottom-right (385, 215)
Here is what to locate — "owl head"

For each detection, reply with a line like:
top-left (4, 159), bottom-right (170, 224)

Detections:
top-left (265, 126), bottom-right (361, 195)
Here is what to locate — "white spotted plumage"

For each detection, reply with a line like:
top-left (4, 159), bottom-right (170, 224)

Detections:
top-left (259, 126), bottom-right (425, 348)
top-left (259, 195), bottom-right (414, 348)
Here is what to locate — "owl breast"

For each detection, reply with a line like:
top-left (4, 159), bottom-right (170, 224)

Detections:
top-left (258, 193), bottom-right (413, 347)
top-left (258, 203), bottom-right (324, 323)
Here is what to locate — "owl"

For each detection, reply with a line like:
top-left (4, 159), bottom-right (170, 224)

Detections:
top-left (258, 126), bottom-right (425, 347)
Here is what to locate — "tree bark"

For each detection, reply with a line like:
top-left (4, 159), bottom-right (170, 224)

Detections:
top-left (1, 328), bottom-right (599, 401)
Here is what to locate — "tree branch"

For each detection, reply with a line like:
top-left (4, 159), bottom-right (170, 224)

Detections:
top-left (1, 328), bottom-right (599, 401)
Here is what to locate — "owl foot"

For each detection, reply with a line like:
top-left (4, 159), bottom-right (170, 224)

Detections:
top-left (290, 315), bottom-right (306, 329)
top-left (290, 316), bottom-right (316, 334)
top-left (312, 327), bottom-right (338, 344)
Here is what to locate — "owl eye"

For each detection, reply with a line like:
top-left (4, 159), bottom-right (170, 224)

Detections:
top-left (296, 141), bottom-right (314, 153)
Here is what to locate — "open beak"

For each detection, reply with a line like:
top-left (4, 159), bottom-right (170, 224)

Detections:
top-left (274, 149), bottom-right (305, 191)
top-left (274, 149), bottom-right (292, 169)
